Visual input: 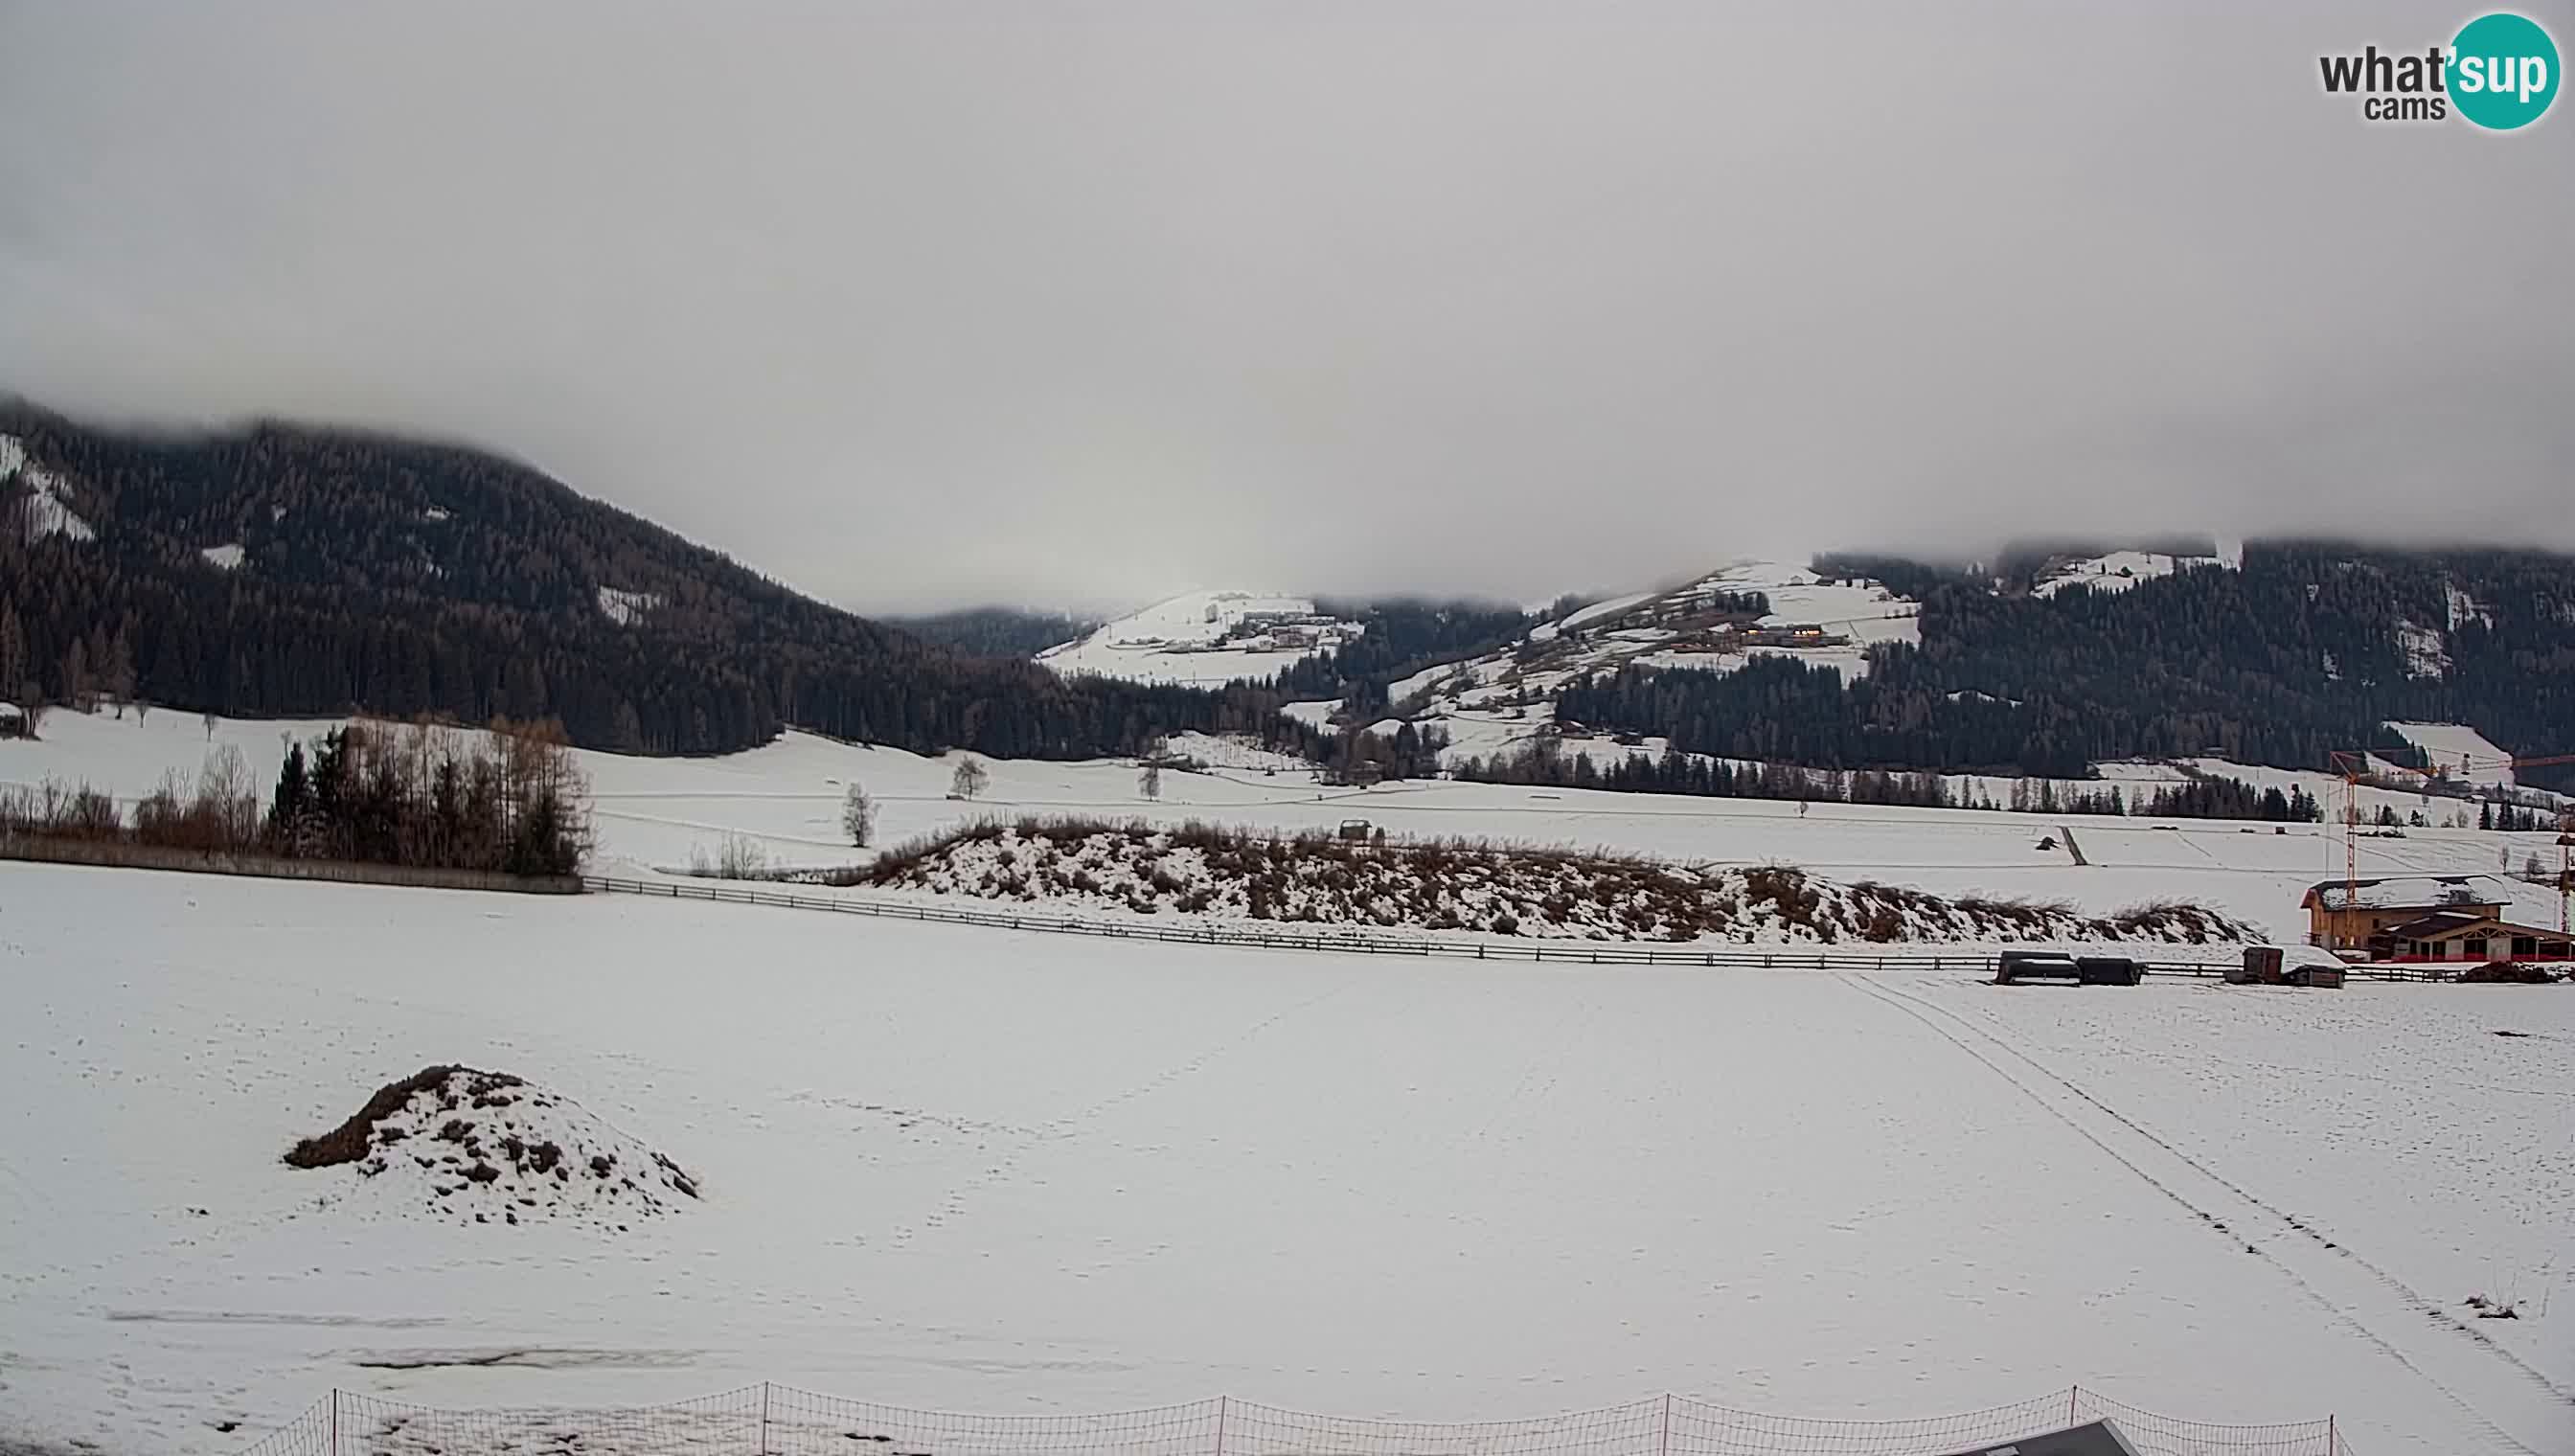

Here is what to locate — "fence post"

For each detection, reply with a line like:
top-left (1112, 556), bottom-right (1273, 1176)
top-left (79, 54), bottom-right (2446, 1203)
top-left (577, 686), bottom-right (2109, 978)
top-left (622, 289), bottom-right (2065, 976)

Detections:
top-left (1657, 1392), bottom-right (1672, 1456)
top-left (2067, 1384), bottom-right (2078, 1427)
top-left (330, 1389), bottom-right (340, 1456)
top-left (1214, 1395), bottom-right (1228, 1456)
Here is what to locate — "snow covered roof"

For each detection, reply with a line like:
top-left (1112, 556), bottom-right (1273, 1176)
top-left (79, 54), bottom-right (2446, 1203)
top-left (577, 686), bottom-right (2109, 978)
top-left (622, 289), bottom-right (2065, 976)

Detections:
top-left (2301, 874), bottom-right (2509, 912)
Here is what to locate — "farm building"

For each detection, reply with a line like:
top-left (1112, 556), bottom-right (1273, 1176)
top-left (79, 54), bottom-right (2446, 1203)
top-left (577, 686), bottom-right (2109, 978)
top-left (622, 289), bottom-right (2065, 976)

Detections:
top-left (2298, 875), bottom-right (2509, 952)
top-left (2365, 908), bottom-right (2571, 965)
top-left (1740, 623), bottom-right (1852, 648)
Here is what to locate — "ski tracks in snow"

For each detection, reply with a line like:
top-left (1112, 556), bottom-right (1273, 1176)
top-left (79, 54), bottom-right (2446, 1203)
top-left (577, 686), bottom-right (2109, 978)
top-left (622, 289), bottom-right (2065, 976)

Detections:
top-left (1462, 991), bottom-right (1602, 1154)
top-left (1837, 974), bottom-right (2570, 1456)
top-left (889, 967), bottom-right (1361, 1250)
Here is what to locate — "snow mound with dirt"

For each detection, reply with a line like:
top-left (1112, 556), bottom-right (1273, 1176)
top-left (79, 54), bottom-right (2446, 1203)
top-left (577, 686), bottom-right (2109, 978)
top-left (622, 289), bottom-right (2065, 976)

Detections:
top-left (867, 819), bottom-right (2262, 944)
top-left (284, 1067), bottom-right (697, 1232)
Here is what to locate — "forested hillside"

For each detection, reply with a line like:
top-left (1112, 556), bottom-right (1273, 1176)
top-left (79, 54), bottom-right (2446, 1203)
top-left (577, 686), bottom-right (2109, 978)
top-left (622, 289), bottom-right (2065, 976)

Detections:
top-left (887, 606), bottom-right (1101, 659)
top-left (1267, 598), bottom-right (1537, 717)
top-left (1560, 544), bottom-right (2575, 791)
top-left (0, 405), bottom-right (1291, 758)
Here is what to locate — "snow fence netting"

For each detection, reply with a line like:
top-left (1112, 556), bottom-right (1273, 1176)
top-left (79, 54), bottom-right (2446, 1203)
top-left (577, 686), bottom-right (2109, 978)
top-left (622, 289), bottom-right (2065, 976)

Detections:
top-left (766, 1392), bottom-right (1226, 1456)
top-left (238, 1386), bottom-right (2352, 1456)
top-left (1222, 1397), bottom-right (1663, 1456)
top-left (329, 1387), bottom-right (764, 1456)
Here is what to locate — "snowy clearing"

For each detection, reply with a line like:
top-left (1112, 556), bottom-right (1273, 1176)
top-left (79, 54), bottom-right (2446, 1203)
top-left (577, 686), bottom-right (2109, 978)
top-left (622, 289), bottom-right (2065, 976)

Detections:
top-left (11, 463), bottom-right (98, 542)
top-left (1036, 592), bottom-right (1361, 687)
top-left (598, 586), bottom-right (661, 626)
top-left (2029, 549), bottom-right (2235, 600)
top-left (4, 433), bottom-right (99, 540)
top-left (0, 865), bottom-right (2567, 1456)
top-left (1557, 591), bottom-right (1656, 630)
top-left (2396, 621), bottom-right (2450, 679)
top-left (200, 542), bottom-right (247, 571)
top-left (1280, 699), bottom-right (1340, 729)
top-left (2388, 723), bottom-right (2518, 787)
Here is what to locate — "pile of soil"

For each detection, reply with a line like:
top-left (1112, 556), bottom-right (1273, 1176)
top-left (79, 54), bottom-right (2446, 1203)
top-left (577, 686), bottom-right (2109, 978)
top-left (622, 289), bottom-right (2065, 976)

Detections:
top-left (285, 1066), bottom-right (699, 1232)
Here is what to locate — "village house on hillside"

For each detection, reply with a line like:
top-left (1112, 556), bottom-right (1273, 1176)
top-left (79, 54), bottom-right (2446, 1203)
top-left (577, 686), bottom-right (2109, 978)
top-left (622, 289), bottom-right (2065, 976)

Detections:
top-left (2300, 875), bottom-right (2570, 963)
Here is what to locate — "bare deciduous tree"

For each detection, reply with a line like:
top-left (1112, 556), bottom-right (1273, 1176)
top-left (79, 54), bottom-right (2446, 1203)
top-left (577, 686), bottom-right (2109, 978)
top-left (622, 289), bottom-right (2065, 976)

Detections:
top-left (102, 633), bottom-right (135, 718)
top-left (62, 640), bottom-right (92, 712)
top-left (203, 708), bottom-right (218, 742)
top-left (949, 756), bottom-right (990, 801)
top-left (0, 607), bottom-right (23, 708)
top-left (200, 744), bottom-right (262, 849)
top-left (1139, 761), bottom-right (1162, 802)
top-left (841, 783), bottom-right (877, 847)
top-left (690, 833), bottom-right (769, 879)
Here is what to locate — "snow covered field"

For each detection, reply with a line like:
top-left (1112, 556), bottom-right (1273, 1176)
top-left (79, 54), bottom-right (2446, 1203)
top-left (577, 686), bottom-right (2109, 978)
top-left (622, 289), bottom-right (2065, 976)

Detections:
top-left (1, 864), bottom-right (2568, 1456)
top-left (8, 710), bottom-right (2569, 945)
top-left (2387, 723), bottom-right (2519, 788)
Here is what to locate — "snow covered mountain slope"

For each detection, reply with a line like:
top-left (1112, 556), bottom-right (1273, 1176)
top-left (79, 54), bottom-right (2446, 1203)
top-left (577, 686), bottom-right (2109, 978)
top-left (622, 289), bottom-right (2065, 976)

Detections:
top-left (3, 430), bottom-right (99, 542)
top-left (1377, 558), bottom-right (1920, 764)
top-left (1036, 591), bottom-right (1364, 687)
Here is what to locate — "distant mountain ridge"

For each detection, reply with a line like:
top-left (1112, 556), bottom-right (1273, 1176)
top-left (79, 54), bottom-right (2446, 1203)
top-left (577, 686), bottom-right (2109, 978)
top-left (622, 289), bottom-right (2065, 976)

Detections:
top-left (11, 402), bottom-right (2567, 787)
top-left (1385, 546), bottom-right (2575, 794)
top-left (0, 403), bottom-right (1290, 758)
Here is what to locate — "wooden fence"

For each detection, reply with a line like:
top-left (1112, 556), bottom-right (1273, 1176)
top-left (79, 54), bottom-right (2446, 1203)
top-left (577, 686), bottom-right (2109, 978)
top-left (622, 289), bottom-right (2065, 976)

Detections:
top-left (581, 875), bottom-right (2472, 980)
top-left (0, 838), bottom-right (2491, 982)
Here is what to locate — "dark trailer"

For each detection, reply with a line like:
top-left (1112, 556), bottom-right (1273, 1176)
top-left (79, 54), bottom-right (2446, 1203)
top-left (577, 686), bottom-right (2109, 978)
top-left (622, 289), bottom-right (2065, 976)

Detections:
top-left (1994, 951), bottom-right (2141, 986)
top-left (1933, 1418), bottom-right (2143, 1456)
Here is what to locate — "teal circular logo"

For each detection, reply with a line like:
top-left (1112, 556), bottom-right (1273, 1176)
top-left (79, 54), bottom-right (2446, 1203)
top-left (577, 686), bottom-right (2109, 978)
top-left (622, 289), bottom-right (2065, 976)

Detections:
top-left (2451, 12), bottom-right (2559, 129)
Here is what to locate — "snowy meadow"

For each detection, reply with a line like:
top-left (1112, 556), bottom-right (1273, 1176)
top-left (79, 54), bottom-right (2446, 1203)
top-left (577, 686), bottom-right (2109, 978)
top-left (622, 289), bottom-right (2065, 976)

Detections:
top-left (2, 863), bottom-right (2570, 1456)
top-left (3, 713), bottom-right (2572, 1456)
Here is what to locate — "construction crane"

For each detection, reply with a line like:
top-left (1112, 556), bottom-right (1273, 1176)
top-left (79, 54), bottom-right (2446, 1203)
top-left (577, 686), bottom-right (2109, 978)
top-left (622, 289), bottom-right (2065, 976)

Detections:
top-left (2327, 746), bottom-right (2575, 935)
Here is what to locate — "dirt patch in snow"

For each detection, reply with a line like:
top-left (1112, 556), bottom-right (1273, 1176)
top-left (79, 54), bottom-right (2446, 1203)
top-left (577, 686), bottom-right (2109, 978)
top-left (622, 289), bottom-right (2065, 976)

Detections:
top-left (864, 817), bottom-right (2261, 945)
top-left (285, 1067), bottom-right (698, 1231)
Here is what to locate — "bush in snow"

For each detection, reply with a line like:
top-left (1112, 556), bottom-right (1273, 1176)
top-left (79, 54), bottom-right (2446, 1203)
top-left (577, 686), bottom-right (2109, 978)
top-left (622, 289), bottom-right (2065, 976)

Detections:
top-left (862, 816), bottom-right (2264, 945)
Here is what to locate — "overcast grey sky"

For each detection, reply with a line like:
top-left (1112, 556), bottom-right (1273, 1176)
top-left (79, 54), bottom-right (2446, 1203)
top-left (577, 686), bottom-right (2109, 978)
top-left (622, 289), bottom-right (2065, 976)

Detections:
top-left (3, 3), bottom-right (2569, 614)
